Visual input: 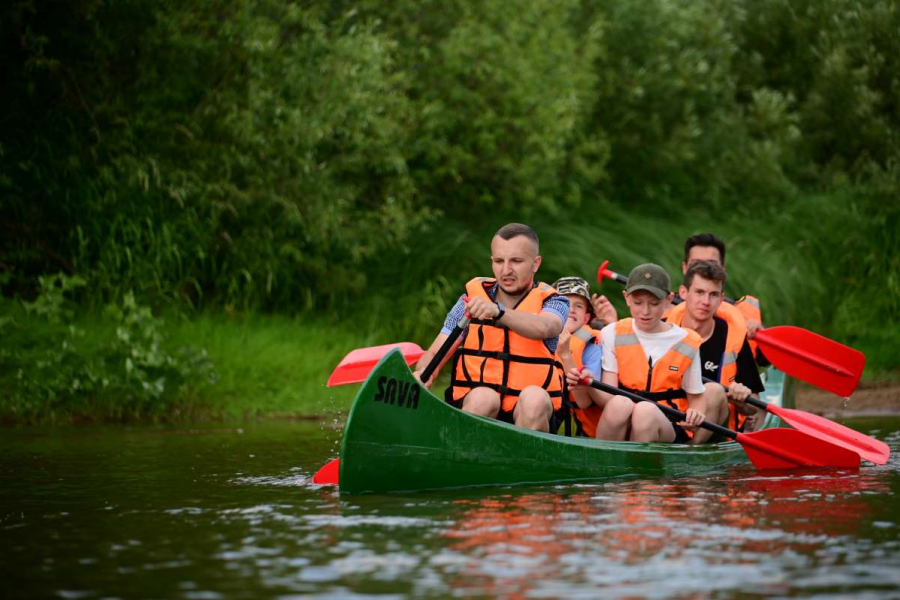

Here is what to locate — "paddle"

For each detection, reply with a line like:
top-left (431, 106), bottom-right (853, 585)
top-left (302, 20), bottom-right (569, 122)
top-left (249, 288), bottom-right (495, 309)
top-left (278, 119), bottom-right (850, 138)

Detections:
top-left (582, 377), bottom-right (860, 469)
top-left (313, 300), bottom-right (472, 485)
top-left (327, 342), bottom-right (426, 387)
top-left (597, 261), bottom-right (866, 397)
top-left (703, 377), bottom-right (889, 465)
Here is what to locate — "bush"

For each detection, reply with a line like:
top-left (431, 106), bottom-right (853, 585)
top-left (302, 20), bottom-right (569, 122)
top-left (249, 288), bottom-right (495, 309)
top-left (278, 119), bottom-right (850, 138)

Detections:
top-left (1, 274), bottom-right (216, 422)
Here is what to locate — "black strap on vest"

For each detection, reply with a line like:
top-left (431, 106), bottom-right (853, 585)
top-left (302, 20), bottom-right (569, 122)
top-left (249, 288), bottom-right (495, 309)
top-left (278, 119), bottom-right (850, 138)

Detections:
top-left (448, 318), bottom-right (565, 398)
top-left (618, 383), bottom-right (687, 411)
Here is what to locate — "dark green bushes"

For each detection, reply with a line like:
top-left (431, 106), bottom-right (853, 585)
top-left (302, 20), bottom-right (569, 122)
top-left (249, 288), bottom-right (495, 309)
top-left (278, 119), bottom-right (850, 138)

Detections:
top-left (0, 274), bottom-right (216, 422)
top-left (1, 0), bottom-right (898, 370)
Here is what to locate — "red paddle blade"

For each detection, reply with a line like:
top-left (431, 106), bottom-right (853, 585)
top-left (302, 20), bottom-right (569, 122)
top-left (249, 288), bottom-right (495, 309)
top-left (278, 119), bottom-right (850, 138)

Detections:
top-left (765, 405), bottom-right (889, 465)
top-left (755, 326), bottom-right (865, 397)
top-left (596, 260), bottom-right (610, 283)
top-left (736, 428), bottom-right (860, 470)
top-left (312, 458), bottom-right (340, 485)
top-left (326, 342), bottom-right (425, 386)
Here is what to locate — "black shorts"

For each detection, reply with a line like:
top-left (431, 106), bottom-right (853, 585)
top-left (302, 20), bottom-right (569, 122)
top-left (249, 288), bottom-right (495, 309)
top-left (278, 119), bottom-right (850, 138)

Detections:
top-left (669, 421), bottom-right (692, 444)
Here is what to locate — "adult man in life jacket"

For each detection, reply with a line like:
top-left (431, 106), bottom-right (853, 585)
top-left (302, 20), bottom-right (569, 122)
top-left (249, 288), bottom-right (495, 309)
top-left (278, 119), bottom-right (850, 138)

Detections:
top-left (552, 277), bottom-right (634, 439)
top-left (412, 223), bottom-right (570, 432)
top-left (680, 233), bottom-right (765, 360)
top-left (567, 264), bottom-right (706, 443)
top-left (665, 260), bottom-right (764, 442)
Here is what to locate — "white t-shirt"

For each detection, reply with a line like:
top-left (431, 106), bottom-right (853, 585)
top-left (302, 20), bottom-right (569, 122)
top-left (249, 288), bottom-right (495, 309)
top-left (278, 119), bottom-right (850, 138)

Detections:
top-left (600, 321), bottom-right (704, 395)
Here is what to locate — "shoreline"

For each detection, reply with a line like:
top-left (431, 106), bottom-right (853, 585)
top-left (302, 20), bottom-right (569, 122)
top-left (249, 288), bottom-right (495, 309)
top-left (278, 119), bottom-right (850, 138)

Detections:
top-left (795, 380), bottom-right (900, 417)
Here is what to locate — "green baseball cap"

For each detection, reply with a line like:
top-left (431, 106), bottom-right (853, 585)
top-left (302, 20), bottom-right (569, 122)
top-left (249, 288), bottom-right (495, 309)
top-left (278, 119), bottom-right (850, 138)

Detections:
top-left (624, 263), bottom-right (671, 299)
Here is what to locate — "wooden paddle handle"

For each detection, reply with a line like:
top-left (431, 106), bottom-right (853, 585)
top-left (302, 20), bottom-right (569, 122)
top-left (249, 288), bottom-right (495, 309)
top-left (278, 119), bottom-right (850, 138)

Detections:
top-left (584, 378), bottom-right (737, 441)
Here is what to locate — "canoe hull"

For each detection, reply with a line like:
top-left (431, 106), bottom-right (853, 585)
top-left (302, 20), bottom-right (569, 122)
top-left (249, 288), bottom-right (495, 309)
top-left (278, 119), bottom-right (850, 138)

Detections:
top-left (338, 349), bottom-right (786, 495)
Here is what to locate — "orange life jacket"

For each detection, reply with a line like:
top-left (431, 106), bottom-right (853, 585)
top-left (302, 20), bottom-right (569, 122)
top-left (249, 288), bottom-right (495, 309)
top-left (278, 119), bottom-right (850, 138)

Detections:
top-left (614, 318), bottom-right (701, 416)
top-left (735, 295), bottom-right (762, 357)
top-left (563, 325), bottom-right (604, 438)
top-left (449, 278), bottom-right (565, 412)
top-left (665, 299), bottom-right (747, 332)
top-left (665, 306), bottom-right (749, 430)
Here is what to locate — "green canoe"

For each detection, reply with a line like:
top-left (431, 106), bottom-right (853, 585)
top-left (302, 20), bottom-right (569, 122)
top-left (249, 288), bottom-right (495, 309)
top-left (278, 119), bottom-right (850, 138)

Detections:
top-left (338, 348), bottom-right (789, 495)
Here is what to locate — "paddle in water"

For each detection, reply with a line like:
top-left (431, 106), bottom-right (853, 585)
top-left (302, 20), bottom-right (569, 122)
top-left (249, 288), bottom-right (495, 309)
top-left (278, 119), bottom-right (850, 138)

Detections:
top-left (313, 300), bottom-right (472, 485)
top-left (597, 261), bottom-right (866, 397)
top-left (583, 377), bottom-right (860, 469)
top-left (702, 377), bottom-right (889, 465)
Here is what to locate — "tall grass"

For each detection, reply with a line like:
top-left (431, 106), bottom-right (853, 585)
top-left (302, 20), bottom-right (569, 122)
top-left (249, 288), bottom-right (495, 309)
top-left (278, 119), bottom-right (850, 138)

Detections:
top-left (358, 192), bottom-right (898, 373)
top-left (164, 314), bottom-right (360, 417)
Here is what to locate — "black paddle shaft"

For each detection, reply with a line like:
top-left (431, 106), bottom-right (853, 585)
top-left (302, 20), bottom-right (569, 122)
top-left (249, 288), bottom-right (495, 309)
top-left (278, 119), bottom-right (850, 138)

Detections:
top-left (420, 314), bottom-right (471, 383)
top-left (585, 378), bottom-right (738, 441)
top-left (701, 376), bottom-right (770, 413)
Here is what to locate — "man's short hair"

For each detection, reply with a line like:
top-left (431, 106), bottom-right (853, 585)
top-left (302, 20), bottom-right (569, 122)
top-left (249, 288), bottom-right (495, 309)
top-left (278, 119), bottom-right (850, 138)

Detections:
top-left (684, 233), bottom-right (726, 265)
top-left (683, 259), bottom-right (728, 289)
top-left (495, 223), bottom-right (539, 251)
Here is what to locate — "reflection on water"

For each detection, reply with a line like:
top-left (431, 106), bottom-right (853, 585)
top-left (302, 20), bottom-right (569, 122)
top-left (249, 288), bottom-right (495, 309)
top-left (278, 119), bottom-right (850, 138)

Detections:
top-left (1, 419), bottom-right (899, 599)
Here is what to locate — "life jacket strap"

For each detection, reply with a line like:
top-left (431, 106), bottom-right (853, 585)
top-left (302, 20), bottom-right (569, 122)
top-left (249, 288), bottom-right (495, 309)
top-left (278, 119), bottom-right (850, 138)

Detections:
top-left (449, 380), bottom-right (564, 398)
top-left (618, 384), bottom-right (687, 403)
top-left (455, 348), bottom-right (559, 366)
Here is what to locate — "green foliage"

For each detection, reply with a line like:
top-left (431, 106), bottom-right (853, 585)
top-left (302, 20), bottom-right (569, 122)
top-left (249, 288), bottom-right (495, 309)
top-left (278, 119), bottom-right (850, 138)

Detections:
top-left (2, 0), bottom-right (899, 426)
top-left (731, 0), bottom-right (900, 181)
top-left (582, 0), bottom-right (800, 212)
top-left (1, 274), bottom-right (216, 422)
top-left (362, 0), bottom-right (604, 216)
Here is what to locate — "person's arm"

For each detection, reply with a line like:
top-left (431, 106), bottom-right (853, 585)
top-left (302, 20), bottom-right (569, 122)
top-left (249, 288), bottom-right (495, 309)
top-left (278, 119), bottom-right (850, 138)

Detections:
top-left (413, 332), bottom-right (463, 389)
top-left (680, 354), bottom-right (707, 430)
top-left (465, 296), bottom-right (565, 340)
top-left (557, 329), bottom-right (593, 409)
top-left (412, 295), bottom-right (466, 388)
top-left (729, 338), bottom-right (764, 415)
top-left (591, 293), bottom-right (618, 327)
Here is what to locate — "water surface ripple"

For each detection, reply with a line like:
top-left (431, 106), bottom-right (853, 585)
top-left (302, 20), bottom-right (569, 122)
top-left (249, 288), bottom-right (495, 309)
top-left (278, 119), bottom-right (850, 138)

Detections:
top-left (2, 419), bottom-right (899, 599)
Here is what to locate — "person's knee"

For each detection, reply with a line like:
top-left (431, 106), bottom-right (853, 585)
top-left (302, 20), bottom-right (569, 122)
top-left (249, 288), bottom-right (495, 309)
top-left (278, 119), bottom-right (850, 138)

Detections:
top-left (462, 388), bottom-right (500, 417)
top-left (630, 402), bottom-right (660, 432)
top-left (703, 382), bottom-right (729, 420)
top-left (704, 382), bottom-right (727, 406)
top-left (517, 386), bottom-right (553, 420)
top-left (605, 396), bottom-right (634, 422)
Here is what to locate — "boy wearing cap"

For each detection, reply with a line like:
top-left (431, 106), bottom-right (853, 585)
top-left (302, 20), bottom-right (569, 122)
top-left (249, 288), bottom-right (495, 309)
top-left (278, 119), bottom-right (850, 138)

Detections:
top-left (553, 276), bottom-right (633, 438)
top-left (568, 263), bottom-right (706, 443)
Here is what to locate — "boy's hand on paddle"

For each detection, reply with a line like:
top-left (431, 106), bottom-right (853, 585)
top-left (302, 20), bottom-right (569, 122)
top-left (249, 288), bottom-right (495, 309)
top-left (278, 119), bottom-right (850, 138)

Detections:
top-left (746, 320), bottom-right (762, 338)
top-left (567, 367), bottom-right (592, 387)
top-left (726, 382), bottom-right (752, 405)
top-left (591, 293), bottom-right (618, 325)
top-left (679, 408), bottom-right (705, 433)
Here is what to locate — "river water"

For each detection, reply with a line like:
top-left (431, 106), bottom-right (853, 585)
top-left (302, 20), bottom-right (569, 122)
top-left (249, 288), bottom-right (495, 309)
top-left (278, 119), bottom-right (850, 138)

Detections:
top-left (2, 417), bottom-right (899, 599)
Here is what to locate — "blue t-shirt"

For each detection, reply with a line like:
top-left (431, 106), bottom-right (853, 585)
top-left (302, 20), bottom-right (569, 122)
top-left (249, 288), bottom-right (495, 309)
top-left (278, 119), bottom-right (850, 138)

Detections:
top-left (581, 339), bottom-right (603, 375)
top-left (440, 283), bottom-right (570, 354)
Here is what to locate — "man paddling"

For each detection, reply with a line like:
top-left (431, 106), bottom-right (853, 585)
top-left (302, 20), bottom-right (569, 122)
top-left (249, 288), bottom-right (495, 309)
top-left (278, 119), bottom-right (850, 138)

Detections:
top-left (665, 260), bottom-right (764, 441)
top-left (567, 264), bottom-right (706, 443)
top-left (413, 223), bottom-right (569, 432)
